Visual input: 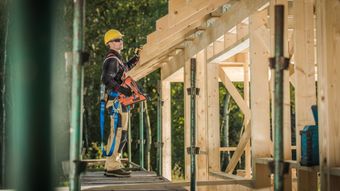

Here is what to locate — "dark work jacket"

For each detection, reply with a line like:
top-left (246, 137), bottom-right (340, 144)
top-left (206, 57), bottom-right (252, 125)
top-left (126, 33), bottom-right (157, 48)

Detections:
top-left (101, 49), bottom-right (139, 92)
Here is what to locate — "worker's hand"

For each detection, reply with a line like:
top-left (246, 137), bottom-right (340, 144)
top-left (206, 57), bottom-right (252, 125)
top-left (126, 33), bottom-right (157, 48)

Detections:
top-left (118, 86), bottom-right (133, 97)
top-left (135, 47), bottom-right (142, 57)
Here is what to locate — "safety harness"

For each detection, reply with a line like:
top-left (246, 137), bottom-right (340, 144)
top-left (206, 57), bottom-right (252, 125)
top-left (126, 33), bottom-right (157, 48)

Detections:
top-left (99, 53), bottom-right (125, 157)
top-left (100, 88), bottom-right (120, 157)
top-left (99, 53), bottom-right (147, 157)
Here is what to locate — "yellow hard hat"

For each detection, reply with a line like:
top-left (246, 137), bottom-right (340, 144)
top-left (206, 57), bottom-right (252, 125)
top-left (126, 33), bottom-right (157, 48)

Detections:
top-left (104, 29), bottom-right (124, 45)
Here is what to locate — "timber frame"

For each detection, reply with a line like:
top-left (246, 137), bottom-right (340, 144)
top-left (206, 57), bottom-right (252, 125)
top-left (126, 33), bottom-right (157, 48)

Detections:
top-left (128, 0), bottom-right (340, 190)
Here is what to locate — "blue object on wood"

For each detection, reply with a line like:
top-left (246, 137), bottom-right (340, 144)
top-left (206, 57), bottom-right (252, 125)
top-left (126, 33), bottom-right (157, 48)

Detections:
top-left (300, 125), bottom-right (319, 166)
top-left (300, 105), bottom-right (319, 166)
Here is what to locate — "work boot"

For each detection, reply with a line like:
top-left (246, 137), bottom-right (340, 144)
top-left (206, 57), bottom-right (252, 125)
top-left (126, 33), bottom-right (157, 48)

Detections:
top-left (104, 168), bottom-right (131, 177)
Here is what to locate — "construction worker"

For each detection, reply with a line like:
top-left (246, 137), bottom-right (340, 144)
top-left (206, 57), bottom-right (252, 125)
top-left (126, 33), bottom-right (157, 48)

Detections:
top-left (101, 29), bottom-right (140, 177)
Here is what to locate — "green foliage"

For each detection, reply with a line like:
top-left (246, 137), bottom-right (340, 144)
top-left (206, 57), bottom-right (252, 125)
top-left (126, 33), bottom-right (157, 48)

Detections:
top-left (171, 83), bottom-right (185, 179)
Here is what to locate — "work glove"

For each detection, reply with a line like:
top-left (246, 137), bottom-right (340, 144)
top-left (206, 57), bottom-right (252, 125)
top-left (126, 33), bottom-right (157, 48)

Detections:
top-left (118, 86), bottom-right (133, 97)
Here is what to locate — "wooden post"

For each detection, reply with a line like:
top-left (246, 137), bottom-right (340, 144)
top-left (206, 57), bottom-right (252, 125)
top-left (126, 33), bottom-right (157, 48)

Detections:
top-left (249, 9), bottom-right (272, 188)
top-left (184, 59), bottom-right (191, 181)
top-left (243, 54), bottom-right (251, 178)
top-left (207, 61), bottom-right (220, 190)
top-left (161, 79), bottom-right (171, 180)
top-left (196, 49), bottom-right (208, 191)
top-left (316, 0), bottom-right (340, 190)
top-left (294, 0), bottom-right (317, 190)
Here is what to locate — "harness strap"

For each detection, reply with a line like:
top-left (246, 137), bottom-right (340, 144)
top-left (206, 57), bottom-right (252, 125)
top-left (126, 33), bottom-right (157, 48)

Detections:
top-left (99, 90), bottom-right (120, 157)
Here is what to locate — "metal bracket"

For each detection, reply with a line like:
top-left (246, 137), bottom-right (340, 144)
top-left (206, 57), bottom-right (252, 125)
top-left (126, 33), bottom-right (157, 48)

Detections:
top-left (269, 57), bottom-right (290, 70)
top-left (81, 51), bottom-right (90, 65)
top-left (268, 161), bottom-right (290, 174)
top-left (154, 141), bottom-right (164, 148)
top-left (74, 160), bottom-right (87, 175)
top-left (186, 146), bottom-right (200, 155)
top-left (186, 88), bottom-right (200, 95)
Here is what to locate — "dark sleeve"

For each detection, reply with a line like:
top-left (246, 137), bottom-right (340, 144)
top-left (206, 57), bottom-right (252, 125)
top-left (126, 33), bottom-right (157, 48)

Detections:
top-left (125, 54), bottom-right (140, 70)
top-left (101, 58), bottom-right (121, 90)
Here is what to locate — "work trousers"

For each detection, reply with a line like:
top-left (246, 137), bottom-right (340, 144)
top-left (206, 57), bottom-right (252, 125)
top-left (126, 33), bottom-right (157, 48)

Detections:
top-left (104, 100), bottom-right (129, 171)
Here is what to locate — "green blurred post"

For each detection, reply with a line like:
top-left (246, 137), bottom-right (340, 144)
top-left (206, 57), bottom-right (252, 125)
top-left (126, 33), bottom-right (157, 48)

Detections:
top-left (7, 0), bottom-right (56, 190)
top-left (69, 0), bottom-right (85, 190)
top-left (139, 102), bottom-right (144, 169)
top-left (1, 1), bottom-right (9, 187)
top-left (271, 5), bottom-right (289, 191)
top-left (156, 81), bottom-right (162, 175)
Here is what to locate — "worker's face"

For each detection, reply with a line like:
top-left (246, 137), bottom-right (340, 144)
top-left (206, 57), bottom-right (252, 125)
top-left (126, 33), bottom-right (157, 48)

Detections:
top-left (109, 38), bottom-right (123, 51)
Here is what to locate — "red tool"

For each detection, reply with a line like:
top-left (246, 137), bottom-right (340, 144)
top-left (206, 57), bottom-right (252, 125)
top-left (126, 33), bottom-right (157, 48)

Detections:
top-left (118, 76), bottom-right (148, 106)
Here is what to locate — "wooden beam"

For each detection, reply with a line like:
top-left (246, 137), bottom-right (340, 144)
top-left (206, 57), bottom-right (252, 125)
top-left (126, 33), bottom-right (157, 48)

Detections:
top-left (294, 0), bottom-right (317, 190)
top-left (218, 67), bottom-right (251, 117)
top-left (219, 147), bottom-right (237, 152)
top-left (207, 62), bottom-right (220, 187)
top-left (196, 50), bottom-right (209, 187)
top-left (147, 0), bottom-right (230, 46)
top-left (249, 8), bottom-right (272, 187)
top-left (316, 0), bottom-right (340, 190)
top-left (161, 50), bottom-right (185, 81)
top-left (225, 121), bottom-right (251, 174)
top-left (129, 0), bottom-right (270, 80)
top-left (243, 55), bottom-right (251, 178)
top-left (208, 36), bottom-right (249, 63)
top-left (82, 179), bottom-right (254, 191)
top-left (184, 59), bottom-right (190, 180)
top-left (161, 80), bottom-right (171, 180)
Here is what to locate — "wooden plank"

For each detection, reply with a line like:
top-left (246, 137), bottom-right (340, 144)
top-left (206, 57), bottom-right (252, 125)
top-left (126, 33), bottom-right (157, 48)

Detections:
top-left (196, 50), bottom-right (209, 191)
top-left (208, 36), bottom-right (249, 63)
top-left (184, 59), bottom-right (191, 180)
top-left (129, 0), bottom-right (270, 80)
top-left (207, 62), bottom-right (220, 190)
top-left (209, 171), bottom-right (249, 180)
top-left (218, 67), bottom-right (251, 118)
top-left (225, 122), bottom-right (251, 174)
top-left (254, 163), bottom-right (271, 188)
top-left (219, 147), bottom-right (237, 152)
top-left (249, 8), bottom-right (272, 185)
top-left (161, 80), bottom-right (172, 180)
top-left (168, 0), bottom-right (207, 27)
top-left (156, 16), bottom-right (169, 31)
top-left (161, 50), bottom-right (185, 81)
top-left (294, 1), bottom-right (317, 190)
top-left (81, 179), bottom-right (253, 191)
top-left (213, 40), bottom-right (224, 58)
top-left (147, 0), bottom-right (229, 44)
top-left (243, 55), bottom-right (251, 178)
top-left (294, 0), bottom-right (316, 160)
top-left (316, 0), bottom-right (340, 190)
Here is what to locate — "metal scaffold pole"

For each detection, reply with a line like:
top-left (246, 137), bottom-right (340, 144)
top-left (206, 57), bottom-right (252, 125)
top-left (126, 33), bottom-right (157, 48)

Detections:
top-left (139, 102), bottom-right (144, 169)
top-left (69, 0), bottom-right (85, 190)
top-left (187, 58), bottom-right (199, 191)
top-left (270, 5), bottom-right (289, 191)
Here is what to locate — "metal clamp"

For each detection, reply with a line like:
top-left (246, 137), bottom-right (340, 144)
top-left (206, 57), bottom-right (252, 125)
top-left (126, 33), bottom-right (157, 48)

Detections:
top-left (269, 57), bottom-right (290, 70)
top-left (186, 88), bottom-right (200, 95)
top-left (154, 141), bottom-right (164, 148)
top-left (74, 160), bottom-right (87, 175)
top-left (268, 161), bottom-right (290, 174)
top-left (186, 146), bottom-right (200, 155)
